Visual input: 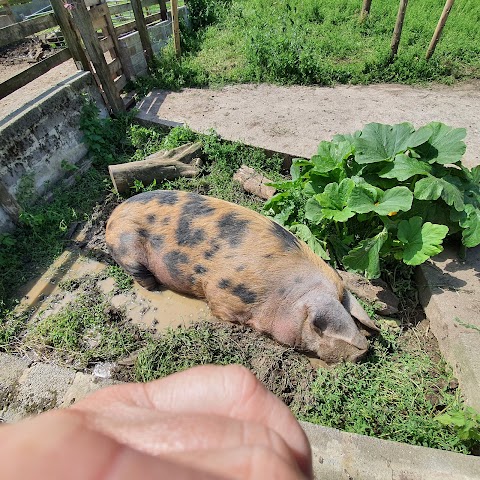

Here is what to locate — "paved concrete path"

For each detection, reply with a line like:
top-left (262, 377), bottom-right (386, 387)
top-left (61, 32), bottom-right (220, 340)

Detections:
top-left (137, 82), bottom-right (480, 168)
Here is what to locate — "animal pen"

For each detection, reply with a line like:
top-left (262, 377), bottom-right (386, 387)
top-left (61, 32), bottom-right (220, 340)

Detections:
top-left (0, 0), bottom-right (183, 113)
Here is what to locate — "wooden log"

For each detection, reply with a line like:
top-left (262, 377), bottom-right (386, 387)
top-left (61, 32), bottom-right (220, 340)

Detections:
top-left (426, 0), bottom-right (455, 60)
top-left (109, 142), bottom-right (204, 193)
top-left (390, 0), bottom-right (408, 60)
top-left (171, 0), bottom-right (181, 57)
top-left (233, 165), bottom-right (276, 200)
top-left (360, 0), bottom-right (372, 22)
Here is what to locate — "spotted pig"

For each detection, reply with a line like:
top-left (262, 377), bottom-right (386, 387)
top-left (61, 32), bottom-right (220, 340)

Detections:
top-left (105, 190), bottom-right (379, 363)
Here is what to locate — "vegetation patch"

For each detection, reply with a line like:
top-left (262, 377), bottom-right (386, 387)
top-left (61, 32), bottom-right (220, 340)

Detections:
top-left (140, 0), bottom-right (480, 90)
top-left (264, 121), bottom-right (480, 278)
top-left (24, 283), bottom-right (151, 369)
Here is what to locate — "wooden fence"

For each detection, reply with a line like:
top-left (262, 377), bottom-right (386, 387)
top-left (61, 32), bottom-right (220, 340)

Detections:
top-left (0, 0), bottom-right (179, 113)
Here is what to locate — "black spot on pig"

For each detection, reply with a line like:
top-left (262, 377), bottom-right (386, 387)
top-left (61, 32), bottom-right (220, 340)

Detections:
top-left (137, 229), bottom-right (164, 251)
top-left (162, 216), bottom-right (170, 226)
top-left (217, 213), bottom-right (249, 247)
top-left (158, 191), bottom-right (179, 205)
top-left (147, 214), bottom-right (156, 224)
top-left (182, 195), bottom-right (216, 217)
top-left (204, 242), bottom-right (220, 259)
top-left (232, 284), bottom-right (257, 304)
top-left (116, 232), bottom-right (137, 257)
top-left (164, 250), bottom-right (190, 280)
top-left (194, 264), bottom-right (208, 275)
top-left (270, 221), bottom-right (300, 251)
top-left (150, 234), bottom-right (164, 250)
top-left (236, 265), bottom-right (246, 272)
top-left (218, 279), bottom-right (231, 289)
top-left (176, 217), bottom-right (206, 247)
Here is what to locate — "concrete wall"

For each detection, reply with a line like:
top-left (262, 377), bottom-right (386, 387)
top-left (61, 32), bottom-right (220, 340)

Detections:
top-left (118, 5), bottom-right (189, 77)
top-left (0, 71), bottom-right (107, 233)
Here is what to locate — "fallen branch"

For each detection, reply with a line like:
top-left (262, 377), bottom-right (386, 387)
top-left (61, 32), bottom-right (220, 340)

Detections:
top-left (233, 165), bottom-right (276, 200)
top-left (109, 142), bottom-right (203, 194)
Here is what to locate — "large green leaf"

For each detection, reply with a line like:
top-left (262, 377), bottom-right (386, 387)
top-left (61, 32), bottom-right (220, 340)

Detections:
top-left (349, 185), bottom-right (413, 216)
top-left (309, 179), bottom-right (356, 222)
top-left (289, 224), bottom-right (330, 260)
top-left (415, 122), bottom-right (466, 165)
top-left (397, 217), bottom-right (449, 265)
top-left (343, 228), bottom-right (388, 279)
top-left (312, 140), bottom-right (353, 173)
top-left (413, 175), bottom-right (464, 211)
top-left (354, 123), bottom-right (432, 164)
top-left (460, 204), bottom-right (480, 247)
top-left (379, 153), bottom-right (431, 181)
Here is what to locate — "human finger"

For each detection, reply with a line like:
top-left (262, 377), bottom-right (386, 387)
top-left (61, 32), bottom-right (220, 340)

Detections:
top-left (73, 364), bottom-right (312, 477)
top-left (0, 409), bottom-right (225, 480)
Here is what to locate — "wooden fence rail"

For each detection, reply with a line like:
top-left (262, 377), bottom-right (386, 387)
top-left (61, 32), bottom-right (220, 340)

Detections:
top-left (0, 0), bottom-right (176, 110)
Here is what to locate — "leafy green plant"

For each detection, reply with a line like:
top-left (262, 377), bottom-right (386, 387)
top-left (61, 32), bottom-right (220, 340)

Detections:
top-left (436, 407), bottom-right (480, 445)
top-left (265, 121), bottom-right (480, 278)
top-left (106, 265), bottom-right (134, 292)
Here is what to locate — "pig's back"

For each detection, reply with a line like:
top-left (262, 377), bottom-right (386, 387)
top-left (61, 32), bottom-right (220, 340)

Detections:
top-left (106, 190), bottom-right (341, 308)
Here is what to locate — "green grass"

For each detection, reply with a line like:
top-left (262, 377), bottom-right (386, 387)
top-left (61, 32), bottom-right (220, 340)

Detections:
top-left (25, 283), bottom-right (151, 368)
top-left (145, 0), bottom-right (480, 89)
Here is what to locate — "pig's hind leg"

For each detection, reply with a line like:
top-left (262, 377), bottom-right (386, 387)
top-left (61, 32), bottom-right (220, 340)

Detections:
top-left (121, 261), bottom-right (161, 291)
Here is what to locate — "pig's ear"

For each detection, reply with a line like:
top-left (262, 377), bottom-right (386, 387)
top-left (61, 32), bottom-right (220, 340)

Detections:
top-left (342, 290), bottom-right (380, 332)
top-left (312, 295), bottom-right (368, 350)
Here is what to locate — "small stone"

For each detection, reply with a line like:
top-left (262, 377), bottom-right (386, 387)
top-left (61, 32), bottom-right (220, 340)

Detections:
top-left (92, 362), bottom-right (115, 379)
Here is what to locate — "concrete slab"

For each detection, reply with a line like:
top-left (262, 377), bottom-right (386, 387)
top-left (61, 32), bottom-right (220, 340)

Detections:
top-left (0, 353), bottom-right (31, 422)
top-left (136, 83), bottom-right (480, 168)
top-left (301, 421), bottom-right (480, 480)
top-left (60, 372), bottom-right (117, 408)
top-left (1, 362), bottom-right (75, 422)
top-left (417, 245), bottom-right (480, 411)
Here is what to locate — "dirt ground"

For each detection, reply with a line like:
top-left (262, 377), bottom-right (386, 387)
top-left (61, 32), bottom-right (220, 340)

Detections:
top-left (0, 38), bottom-right (78, 121)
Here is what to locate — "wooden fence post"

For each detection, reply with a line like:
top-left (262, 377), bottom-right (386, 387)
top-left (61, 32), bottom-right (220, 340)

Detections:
top-left (159, 0), bottom-right (167, 21)
top-left (130, 0), bottom-right (154, 65)
top-left (360, 0), bottom-right (372, 22)
top-left (49, 0), bottom-right (89, 71)
top-left (69, 0), bottom-right (125, 114)
top-left (426, 0), bottom-right (455, 60)
top-left (171, 0), bottom-right (181, 57)
top-left (390, 0), bottom-right (408, 60)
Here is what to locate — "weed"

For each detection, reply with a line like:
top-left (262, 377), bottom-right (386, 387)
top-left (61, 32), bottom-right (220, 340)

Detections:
top-left (25, 286), bottom-right (150, 368)
top-left (105, 265), bottom-right (134, 292)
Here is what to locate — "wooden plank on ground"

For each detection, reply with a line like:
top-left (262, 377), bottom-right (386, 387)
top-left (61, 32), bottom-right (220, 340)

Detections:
top-left (0, 48), bottom-right (71, 100)
top-left (0, 13), bottom-right (57, 48)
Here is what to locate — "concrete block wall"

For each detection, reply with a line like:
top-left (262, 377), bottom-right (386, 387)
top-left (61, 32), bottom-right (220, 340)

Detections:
top-left (118, 5), bottom-right (189, 77)
top-left (0, 72), bottom-right (107, 233)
